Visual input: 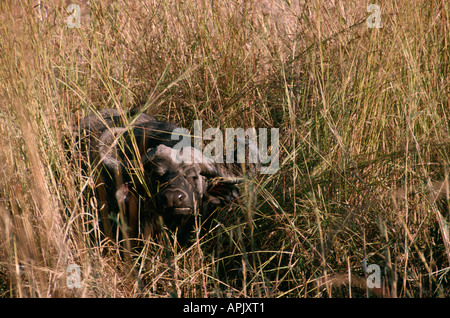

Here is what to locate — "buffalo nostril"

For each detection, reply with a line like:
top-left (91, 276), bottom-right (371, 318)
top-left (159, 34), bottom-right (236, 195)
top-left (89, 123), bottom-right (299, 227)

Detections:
top-left (164, 190), bottom-right (187, 207)
top-left (177, 191), bottom-right (185, 202)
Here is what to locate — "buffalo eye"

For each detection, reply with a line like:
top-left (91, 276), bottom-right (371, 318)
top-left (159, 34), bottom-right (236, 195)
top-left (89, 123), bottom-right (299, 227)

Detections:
top-left (184, 167), bottom-right (200, 181)
top-left (186, 174), bottom-right (198, 182)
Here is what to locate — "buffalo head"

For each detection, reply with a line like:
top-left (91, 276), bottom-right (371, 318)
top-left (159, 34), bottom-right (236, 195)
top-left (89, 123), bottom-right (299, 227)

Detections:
top-left (140, 144), bottom-right (248, 229)
top-left (87, 112), bottom-right (260, 243)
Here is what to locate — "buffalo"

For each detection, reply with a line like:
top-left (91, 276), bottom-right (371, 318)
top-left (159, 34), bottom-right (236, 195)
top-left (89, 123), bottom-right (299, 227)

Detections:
top-left (74, 108), bottom-right (260, 246)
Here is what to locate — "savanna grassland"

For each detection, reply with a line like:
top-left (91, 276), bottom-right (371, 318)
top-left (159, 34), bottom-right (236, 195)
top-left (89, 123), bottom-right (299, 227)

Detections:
top-left (0, 0), bottom-right (448, 297)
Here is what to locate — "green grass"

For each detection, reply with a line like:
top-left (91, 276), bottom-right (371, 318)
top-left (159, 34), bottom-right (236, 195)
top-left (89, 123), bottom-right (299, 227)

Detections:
top-left (0, 0), bottom-right (448, 297)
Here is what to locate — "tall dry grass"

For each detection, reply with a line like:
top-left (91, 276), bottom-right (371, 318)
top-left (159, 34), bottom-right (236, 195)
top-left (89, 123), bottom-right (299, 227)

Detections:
top-left (0, 0), bottom-right (448, 297)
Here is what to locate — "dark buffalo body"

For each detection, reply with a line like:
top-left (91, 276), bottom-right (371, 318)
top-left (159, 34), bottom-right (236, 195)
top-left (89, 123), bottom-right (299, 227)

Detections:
top-left (74, 108), bottom-right (258, 246)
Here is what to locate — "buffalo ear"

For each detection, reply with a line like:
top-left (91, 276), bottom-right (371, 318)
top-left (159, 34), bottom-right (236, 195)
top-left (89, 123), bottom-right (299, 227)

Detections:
top-left (201, 137), bottom-right (261, 182)
top-left (202, 183), bottom-right (240, 216)
top-left (208, 183), bottom-right (240, 203)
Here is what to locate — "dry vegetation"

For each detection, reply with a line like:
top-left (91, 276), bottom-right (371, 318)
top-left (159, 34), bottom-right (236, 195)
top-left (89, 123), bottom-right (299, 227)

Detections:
top-left (0, 0), bottom-right (449, 297)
